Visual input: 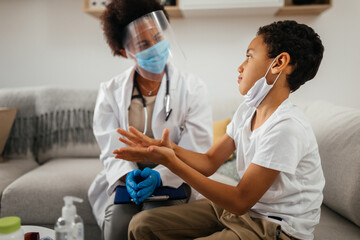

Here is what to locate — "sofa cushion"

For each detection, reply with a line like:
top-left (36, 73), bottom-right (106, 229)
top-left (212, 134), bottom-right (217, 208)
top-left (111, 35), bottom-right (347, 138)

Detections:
top-left (0, 158), bottom-right (38, 201)
top-left (34, 88), bottom-right (100, 163)
top-left (314, 205), bottom-right (360, 240)
top-left (1, 158), bottom-right (102, 225)
top-left (298, 101), bottom-right (360, 227)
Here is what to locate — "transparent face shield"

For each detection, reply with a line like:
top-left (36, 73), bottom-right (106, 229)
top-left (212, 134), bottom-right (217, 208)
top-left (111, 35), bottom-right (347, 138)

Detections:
top-left (123, 10), bottom-right (185, 81)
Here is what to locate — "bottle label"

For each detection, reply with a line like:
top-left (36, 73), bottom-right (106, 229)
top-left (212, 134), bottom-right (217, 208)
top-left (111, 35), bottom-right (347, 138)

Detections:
top-left (74, 223), bottom-right (84, 240)
top-left (55, 223), bottom-right (83, 240)
top-left (55, 231), bottom-right (69, 240)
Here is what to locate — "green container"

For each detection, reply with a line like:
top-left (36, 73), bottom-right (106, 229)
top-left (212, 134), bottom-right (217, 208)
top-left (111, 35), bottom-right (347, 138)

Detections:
top-left (0, 217), bottom-right (21, 234)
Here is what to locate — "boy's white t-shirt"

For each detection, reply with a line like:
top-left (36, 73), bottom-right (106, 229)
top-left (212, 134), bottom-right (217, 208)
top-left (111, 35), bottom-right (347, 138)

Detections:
top-left (226, 98), bottom-right (325, 240)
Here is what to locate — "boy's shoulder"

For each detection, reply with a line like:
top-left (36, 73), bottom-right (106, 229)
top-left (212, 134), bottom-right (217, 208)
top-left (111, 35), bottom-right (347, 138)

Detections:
top-left (272, 99), bottom-right (312, 129)
top-left (231, 99), bottom-right (313, 136)
top-left (263, 99), bottom-right (315, 145)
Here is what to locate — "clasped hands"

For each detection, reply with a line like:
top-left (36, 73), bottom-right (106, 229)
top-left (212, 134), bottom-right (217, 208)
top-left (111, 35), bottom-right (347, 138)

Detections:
top-left (125, 168), bottom-right (161, 204)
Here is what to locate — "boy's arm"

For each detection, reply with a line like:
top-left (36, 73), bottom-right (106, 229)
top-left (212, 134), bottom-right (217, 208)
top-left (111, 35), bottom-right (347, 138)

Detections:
top-left (117, 127), bottom-right (235, 176)
top-left (167, 153), bottom-right (280, 215)
top-left (172, 134), bottom-right (236, 176)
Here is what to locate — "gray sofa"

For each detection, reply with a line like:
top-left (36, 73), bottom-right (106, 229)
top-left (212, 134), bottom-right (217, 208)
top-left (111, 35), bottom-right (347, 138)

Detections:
top-left (0, 87), bottom-right (359, 240)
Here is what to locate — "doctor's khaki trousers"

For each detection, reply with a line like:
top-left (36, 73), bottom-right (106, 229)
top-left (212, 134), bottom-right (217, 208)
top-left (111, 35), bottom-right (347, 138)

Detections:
top-left (128, 198), bottom-right (298, 240)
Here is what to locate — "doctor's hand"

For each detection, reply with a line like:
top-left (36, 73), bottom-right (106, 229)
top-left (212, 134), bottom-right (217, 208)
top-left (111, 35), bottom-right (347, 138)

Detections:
top-left (117, 126), bottom-right (173, 149)
top-left (125, 169), bottom-right (142, 205)
top-left (114, 128), bottom-right (177, 167)
top-left (136, 168), bottom-right (161, 202)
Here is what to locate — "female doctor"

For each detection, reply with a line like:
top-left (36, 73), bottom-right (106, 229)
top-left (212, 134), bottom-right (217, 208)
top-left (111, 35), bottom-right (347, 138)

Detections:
top-left (87, 1), bottom-right (213, 240)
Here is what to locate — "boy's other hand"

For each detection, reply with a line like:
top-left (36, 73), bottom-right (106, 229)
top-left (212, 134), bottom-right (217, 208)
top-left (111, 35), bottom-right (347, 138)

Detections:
top-left (117, 126), bottom-right (160, 148)
top-left (117, 127), bottom-right (173, 149)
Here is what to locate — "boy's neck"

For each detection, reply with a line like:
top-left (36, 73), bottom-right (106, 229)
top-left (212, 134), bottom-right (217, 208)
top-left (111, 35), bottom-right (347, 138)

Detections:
top-left (251, 84), bottom-right (290, 131)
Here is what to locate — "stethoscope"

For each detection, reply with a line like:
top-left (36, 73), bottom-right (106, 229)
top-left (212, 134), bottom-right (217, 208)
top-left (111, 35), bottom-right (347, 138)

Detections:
top-left (131, 66), bottom-right (172, 134)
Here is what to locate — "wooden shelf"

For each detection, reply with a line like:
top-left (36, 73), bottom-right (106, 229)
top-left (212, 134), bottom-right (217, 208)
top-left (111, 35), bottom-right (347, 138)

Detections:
top-left (83, 0), bottom-right (182, 19)
top-left (83, 0), bottom-right (332, 18)
top-left (164, 5), bottom-right (183, 18)
top-left (276, 0), bottom-right (332, 16)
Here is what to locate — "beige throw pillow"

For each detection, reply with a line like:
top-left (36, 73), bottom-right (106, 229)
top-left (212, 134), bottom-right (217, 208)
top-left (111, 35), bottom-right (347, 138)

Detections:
top-left (213, 118), bottom-right (231, 144)
top-left (213, 118), bottom-right (233, 160)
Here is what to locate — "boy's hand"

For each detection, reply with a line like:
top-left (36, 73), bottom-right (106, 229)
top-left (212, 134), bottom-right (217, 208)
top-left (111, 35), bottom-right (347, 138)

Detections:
top-left (117, 126), bottom-right (172, 149)
top-left (113, 145), bottom-right (176, 166)
top-left (113, 128), bottom-right (176, 167)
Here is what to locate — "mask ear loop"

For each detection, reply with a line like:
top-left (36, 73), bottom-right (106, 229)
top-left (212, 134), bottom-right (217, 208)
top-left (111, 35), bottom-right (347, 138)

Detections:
top-left (264, 56), bottom-right (282, 86)
top-left (272, 71), bottom-right (282, 86)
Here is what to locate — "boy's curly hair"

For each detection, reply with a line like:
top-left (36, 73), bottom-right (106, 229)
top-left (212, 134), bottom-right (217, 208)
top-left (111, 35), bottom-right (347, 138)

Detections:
top-left (101, 0), bottom-right (169, 57)
top-left (258, 20), bottom-right (324, 92)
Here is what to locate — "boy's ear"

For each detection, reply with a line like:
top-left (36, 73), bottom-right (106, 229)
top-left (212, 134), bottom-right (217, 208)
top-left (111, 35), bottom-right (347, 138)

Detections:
top-left (271, 52), bottom-right (291, 74)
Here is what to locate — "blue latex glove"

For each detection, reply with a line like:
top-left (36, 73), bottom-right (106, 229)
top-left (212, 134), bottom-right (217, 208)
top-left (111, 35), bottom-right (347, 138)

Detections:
top-left (136, 168), bottom-right (161, 202)
top-left (125, 169), bottom-right (142, 204)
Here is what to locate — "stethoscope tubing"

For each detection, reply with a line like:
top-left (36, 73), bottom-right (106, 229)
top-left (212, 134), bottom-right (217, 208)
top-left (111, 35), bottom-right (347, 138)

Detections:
top-left (131, 66), bottom-right (172, 134)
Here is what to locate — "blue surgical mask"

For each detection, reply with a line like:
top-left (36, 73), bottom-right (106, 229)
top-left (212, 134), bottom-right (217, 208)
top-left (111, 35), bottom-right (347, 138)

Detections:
top-left (135, 39), bottom-right (170, 74)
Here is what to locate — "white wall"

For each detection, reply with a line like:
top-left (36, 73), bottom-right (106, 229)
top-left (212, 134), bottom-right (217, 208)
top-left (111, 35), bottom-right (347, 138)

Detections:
top-left (1, 0), bottom-right (359, 119)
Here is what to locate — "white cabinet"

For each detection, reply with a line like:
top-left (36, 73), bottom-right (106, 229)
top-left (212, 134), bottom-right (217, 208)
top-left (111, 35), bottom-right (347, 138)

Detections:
top-left (277, 0), bottom-right (332, 16)
top-left (180, 0), bottom-right (284, 10)
top-left (82, 0), bottom-right (331, 19)
top-left (179, 0), bottom-right (284, 17)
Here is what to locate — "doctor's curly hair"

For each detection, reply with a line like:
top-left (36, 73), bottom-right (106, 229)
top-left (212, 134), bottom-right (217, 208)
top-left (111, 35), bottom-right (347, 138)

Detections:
top-left (258, 20), bottom-right (324, 92)
top-left (101, 0), bottom-right (169, 57)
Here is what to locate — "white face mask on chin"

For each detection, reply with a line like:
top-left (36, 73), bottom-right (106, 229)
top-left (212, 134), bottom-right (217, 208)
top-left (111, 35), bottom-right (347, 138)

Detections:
top-left (244, 56), bottom-right (282, 108)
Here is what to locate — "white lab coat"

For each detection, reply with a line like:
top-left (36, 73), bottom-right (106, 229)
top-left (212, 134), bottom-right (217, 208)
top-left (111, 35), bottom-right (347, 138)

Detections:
top-left (88, 64), bottom-right (213, 227)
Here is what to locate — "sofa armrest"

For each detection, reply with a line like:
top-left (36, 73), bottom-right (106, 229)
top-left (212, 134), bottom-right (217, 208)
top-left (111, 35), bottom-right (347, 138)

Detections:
top-left (297, 100), bottom-right (360, 227)
top-left (0, 158), bottom-right (38, 200)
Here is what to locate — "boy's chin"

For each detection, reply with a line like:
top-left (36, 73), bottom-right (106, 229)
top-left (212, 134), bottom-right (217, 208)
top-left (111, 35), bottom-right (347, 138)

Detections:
top-left (238, 86), bottom-right (246, 96)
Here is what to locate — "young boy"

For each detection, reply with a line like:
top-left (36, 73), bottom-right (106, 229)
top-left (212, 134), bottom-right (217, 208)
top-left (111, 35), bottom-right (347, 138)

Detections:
top-left (114, 20), bottom-right (325, 240)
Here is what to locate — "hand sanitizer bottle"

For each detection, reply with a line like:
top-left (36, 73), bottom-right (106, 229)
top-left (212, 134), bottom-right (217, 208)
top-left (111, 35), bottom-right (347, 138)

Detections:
top-left (55, 196), bottom-right (84, 240)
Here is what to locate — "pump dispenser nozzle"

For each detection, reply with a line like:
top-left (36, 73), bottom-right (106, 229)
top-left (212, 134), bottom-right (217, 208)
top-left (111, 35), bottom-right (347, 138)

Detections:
top-left (62, 196), bottom-right (83, 222)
